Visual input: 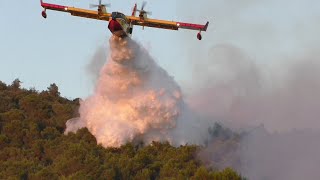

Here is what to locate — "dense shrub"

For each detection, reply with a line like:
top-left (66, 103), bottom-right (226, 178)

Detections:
top-left (0, 80), bottom-right (244, 179)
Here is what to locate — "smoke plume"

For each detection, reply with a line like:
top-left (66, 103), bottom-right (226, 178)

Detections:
top-left (176, 0), bottom-right (320, 179)
top-left (86, 44), bottom-right (107, 84)
top-left (65, 36), bottom-right (207, 147)
top-left (189, 45), bottom-right (320, 179)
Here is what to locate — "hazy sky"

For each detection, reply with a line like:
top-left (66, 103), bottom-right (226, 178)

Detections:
top-left (0, 0), bottom-right (201, 99)
top-left (1, 0), bottom-right (319, 99)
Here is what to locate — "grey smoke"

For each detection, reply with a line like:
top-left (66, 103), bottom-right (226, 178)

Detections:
top-left (188, 45), bottom-right (320, 180)
top-left (86, 44), bottom-right (108, 84)
top-left (177, 0), bottom-right (320, 179)
top-left (241, 127), bottom-right (320, 180)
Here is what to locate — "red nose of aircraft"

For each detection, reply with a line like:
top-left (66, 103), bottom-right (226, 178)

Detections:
top-left (108, 20), bottom-right (123, 33)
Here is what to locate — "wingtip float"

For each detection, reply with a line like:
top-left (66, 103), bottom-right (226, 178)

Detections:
top-left (40, 0), bottom-right (209, 40)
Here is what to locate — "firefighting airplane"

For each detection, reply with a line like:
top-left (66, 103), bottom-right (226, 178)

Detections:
top-left (40, 0), bottom-right (209, 40)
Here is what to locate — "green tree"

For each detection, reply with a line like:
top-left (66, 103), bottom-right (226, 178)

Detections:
top-left (47, 83), bottom-right (60, 97)
top-left (192, 166), bottom-right (210, 180)
top-left (11, 78), bottom-right (21, 89)
top-left (0, 80), bottom-right (245, 180)
top-left (0, 81), bottom-right (7, 90)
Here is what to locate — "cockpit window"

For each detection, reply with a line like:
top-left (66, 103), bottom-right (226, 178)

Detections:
top-left (111, 12), bottom-right (127, 21)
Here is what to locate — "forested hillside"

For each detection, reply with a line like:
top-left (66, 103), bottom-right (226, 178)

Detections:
top-left (0, 79), bottom-right (244, 179)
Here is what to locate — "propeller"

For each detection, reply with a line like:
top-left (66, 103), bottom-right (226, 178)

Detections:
top-left (89, 0), bottom-right (111, 9)
top-left (136, 1), bottom-right (152, 15)
top-left (141, 1), bottom-right (147, 10)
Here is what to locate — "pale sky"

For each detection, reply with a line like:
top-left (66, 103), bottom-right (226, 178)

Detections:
top-left (1, 0), bottom-right (319, 99)
top-left (0, 0), bottom-right (190, 99)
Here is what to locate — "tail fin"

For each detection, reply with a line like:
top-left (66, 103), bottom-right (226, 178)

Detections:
top-left (132, 3), bottom-right (137, 16)
top-left (202, 21), bottom-right (209, 31)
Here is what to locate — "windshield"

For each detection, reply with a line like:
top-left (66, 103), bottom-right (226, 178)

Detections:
top-left (111, 12), bottom-right (128, 21)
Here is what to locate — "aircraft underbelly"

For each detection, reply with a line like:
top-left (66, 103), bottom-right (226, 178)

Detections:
top-left (108, 19), bottom-right (128, 37)
top-left (113, 30), bottom-right (126, 37)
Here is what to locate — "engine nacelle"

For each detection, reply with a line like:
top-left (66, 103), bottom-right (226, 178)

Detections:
top-left (42, 10), bottom-right (47, 18)
top-left (197, 32), bottom-right (202, 40)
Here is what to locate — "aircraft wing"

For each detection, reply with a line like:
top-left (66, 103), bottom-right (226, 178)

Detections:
top-left (40, 0), bottom-right (111, 21)
top-left (40, 0), bottom-right (209, 40)
top-left (127, 16), bottom-right (209, 32)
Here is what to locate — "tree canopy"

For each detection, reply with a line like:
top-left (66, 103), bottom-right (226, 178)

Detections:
top-left (0, 80), bottom-right (245, 179)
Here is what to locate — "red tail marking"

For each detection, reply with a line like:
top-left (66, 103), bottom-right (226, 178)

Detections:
top-left (132, 4), bottom-right (137, 16)
top-left (178, 21), bottom-right (209, 31)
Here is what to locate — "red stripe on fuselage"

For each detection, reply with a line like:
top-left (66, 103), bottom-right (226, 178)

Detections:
top-left (178, 22), bottom-right (205, 31)
top-left (41, 2), bottom-right (66, 11)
